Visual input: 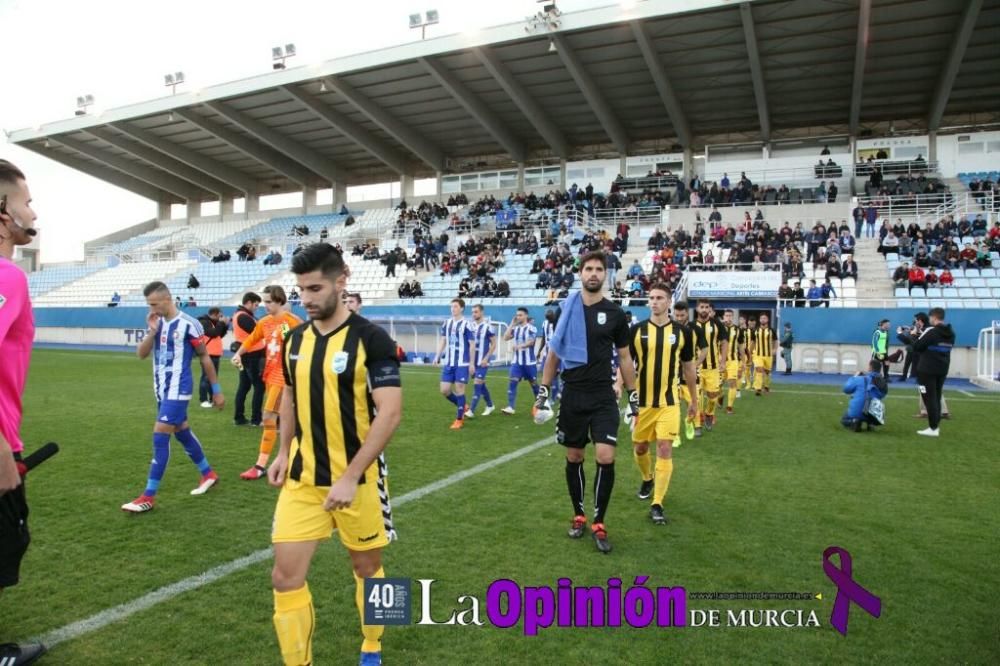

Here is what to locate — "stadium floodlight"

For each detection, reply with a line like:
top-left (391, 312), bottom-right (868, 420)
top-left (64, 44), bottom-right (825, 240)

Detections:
top-left (409, 10), bottom-right (439, 40)
top-left (273, 43), bottom-right (296, 70)
top-left (75, 94), bottom-right (94, 116)
top-left (164, 71), bottom-right (184, 94)
top-left (549, 39), bottom-right (557, 53)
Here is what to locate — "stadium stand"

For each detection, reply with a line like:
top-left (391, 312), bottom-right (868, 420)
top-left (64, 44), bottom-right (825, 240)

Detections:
top-left (27, 264), bottom-right (104, 298)
top-left (122, 260), bottom-right (290, 306)
top-left (32, 259), bottom-right (196, 307)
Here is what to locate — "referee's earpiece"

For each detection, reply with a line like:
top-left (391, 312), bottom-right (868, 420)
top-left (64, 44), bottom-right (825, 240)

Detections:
top-left (0, 196), bottom-right (37, 238)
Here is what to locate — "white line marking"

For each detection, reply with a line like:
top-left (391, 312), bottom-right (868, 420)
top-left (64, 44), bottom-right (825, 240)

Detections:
top-left (959, 389), bottom-right (975, 397)
top-left (35, 435), bottom-right (555, 649)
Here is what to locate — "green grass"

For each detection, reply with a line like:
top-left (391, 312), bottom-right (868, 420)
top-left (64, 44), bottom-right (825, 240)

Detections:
top-left (2, 349), bottom-right (998, 664)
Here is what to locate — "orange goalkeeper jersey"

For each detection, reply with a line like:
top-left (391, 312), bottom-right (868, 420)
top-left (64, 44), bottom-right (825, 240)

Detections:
top-left (241, 311), bottom-right (303, 386)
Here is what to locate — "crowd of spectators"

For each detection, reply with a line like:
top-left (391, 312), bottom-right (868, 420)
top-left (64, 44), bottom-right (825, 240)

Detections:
top-left (877, 216), bottom-right (998, 270)
top-left (968, 176), bottom-right (999, 211)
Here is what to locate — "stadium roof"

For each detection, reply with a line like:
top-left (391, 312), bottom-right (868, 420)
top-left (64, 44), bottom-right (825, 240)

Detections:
top-left (8, 0), bottom-right (1000, 204)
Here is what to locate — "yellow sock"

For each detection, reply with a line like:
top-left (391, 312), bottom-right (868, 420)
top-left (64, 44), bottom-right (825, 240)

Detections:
top-left (653, 457), bottom-right (674, 506)
top-left (273, 585), bottom-right (314, 666)
top-left (258, 418), bottom-right (278, 459)
top-left (633, 449), bottom-right (652, 481)
top-left (764, 372), bottom-right (772, 389)
top-left (754, 369), bottom-right (764, 391)
top-left (727, 386), bottom-right (737, 408)
top-left (355, 567), bottom-right (386, 654)
top-left (706, 395), bottom-right (717, 416)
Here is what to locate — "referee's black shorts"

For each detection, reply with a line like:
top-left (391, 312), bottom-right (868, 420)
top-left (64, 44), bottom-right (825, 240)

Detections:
top-left (556, 386), bottom-right (621, 448)
top-left (0, 453), bottom-right (30, 588)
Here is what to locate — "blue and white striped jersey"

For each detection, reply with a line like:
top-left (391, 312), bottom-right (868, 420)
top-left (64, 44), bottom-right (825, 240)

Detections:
top-left (472, 320), bottom-right (495, 365)
top-left (440, 317), bottom-right (474, 366)
top-left (539, 320), bottom-right (556, 360)
top-left (152, 312), bottom-right (205, 401)
top-left (510, 323), bottom-right (538, 366)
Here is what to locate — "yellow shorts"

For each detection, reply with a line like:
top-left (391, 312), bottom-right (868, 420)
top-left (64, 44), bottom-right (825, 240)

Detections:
top-left (754, 356), bottom-right (773, 372)
top-left (700, 369), bottom-right (721, 394)
top-left (725, 360), bottom-right (741, 381)
top-left (677, 383), bottom-right (691, 405)
top-left (633, 405), bottom-right (680, 443)
top-left (272, 478), bottom-right (389, 551)
top-left (263, 383), bottom-right (283, 414)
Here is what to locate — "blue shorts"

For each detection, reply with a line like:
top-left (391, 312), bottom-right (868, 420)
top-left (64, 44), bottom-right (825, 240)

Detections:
top-left (441, 365), bottom-right (470, 385)
top-left (157, 399), bottom-right (190, 426)
top-left (474, 365), bottom-right (490, 380)
top-left (510, 363), bottom-right (537, 382)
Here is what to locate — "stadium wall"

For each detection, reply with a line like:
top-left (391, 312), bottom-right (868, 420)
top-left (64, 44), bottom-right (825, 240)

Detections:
top-left (32, 305), bottom-right (993, 377)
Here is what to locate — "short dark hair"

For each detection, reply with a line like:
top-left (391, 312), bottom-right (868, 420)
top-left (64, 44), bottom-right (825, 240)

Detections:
top-left (648, 283), bottom-right (671, 296)
top-left (143, 281), bottom-right (170, 297)
top-left (242, 291), bottom-right (261, 305)
top-left (869, 359), bottom-right (882, 373)
top-left (0, 160), bottom-right (26, 189)
top-left (879, 318), bottom-right (890, 325)
top-left (929, 307), bottom-right (945, 320)
top-left (472, 303), bottom-right (484, 312)
top-left (291, 242), bottom-right (346, 279)
top-left (672, 300), bottom-right (688, 310)
top-left (263, 285), bottom-right (287, 305)
top-left (697, 298), bottom-right (711, 305)
top-left (580, 250), bottom-right (607, 269)
top-left (724, 309), bottom-right (734, 315)
top-left (346, 292), bottom-right (362, 304)
top-left (451, 298), bottom-right (465, 309)
top-left (914, 312), bottom-right (930, 325)
top-left (208, 307), bottom-right (222, 316)
top-left (517, 307), bottom-right (528, 315)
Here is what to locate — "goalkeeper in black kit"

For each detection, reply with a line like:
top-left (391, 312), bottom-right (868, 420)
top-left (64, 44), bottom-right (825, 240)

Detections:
top-left (533, 251), bottom-right (639, 554)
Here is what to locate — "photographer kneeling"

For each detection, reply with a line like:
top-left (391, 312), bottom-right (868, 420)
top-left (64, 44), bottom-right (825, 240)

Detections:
top-left (841, 359), bottom-right (888, 432)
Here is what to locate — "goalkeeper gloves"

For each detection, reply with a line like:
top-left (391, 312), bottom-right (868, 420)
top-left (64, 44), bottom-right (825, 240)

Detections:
top-left (533, 385), bottom-right (554, 424)
top-left (627, 389), bottom-right (640, 418)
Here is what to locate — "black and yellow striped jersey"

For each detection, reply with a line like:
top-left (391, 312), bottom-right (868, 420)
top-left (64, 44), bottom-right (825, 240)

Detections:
top-left (282, 314), bottom-right (401, 487)
top-left (692, 318), bottom-right (729, 370)
top-left (751, 326), bottom-right (776, 357)
top-left (724, 324), bottom-right (743, 362)
top-left (629, 319), bottom-right (695, 407)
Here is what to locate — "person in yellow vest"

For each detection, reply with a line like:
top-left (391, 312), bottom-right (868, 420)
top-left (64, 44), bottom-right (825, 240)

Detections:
top-left (232, 292), bottom-right (265, 426)
top-left (198, 307), bottom-right (229, 408)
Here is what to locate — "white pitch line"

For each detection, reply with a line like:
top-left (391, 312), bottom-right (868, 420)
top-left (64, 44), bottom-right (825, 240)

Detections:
top-left (35, 435), bottom-right (555, 649)
top-left (959, 389), bottom-right (975, 397)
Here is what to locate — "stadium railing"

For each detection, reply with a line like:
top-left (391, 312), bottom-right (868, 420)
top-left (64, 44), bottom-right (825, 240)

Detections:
top-left (854, 159), bottom-right (937, 177)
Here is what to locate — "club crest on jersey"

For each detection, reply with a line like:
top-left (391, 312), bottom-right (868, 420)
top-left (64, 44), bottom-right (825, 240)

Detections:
top-left (332, 350), bottom-right (350, 374)
top-left (597, 312), bottom-right (607, 325)
top-left (669, 334), bottom-right (677, 345)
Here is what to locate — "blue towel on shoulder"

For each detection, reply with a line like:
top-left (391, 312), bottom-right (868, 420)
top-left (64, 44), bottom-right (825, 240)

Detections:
top-left (549, 290), bottom-right (588, 369)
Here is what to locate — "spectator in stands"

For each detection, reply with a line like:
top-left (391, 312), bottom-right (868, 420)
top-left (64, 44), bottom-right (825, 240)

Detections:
top-left (398, 281), bottom-right (411, 299)
top-left (865, 205), bottom-right (878, 238)
top-left (939, 268), bottom-right (954, 287)
top-left (778, 281), bottom-right (793, 306)
top-left (879, 230), bottom-right (900, 256)
top-left (530, 257), bottom-right (544, 274)
top-left (821, 278), bottom-right (837, 306)
top-left (821, 145), bottom-right (831, 156)
top-left (606, 251), bottom-right (621, 288)
top-left (197, 308), bottom-right (228, 408)
top-left (288, 289), bottom-right (300, 304)
top-left (187, 273), bottom-right (199, 289)
top-left (108, 291), bottom-right (121, 307)
top-left (908, 264), bottom-right (927, 295)
top-left (246, 246), bottom-right (257, 261)
top-left (959, 243), bottom-right (978, 269)
top-left (841, 360), bottom-right (889, 432)
top-left (174, 296), bottom-right (182, 308)
top-left (627, 259), bottom-right (643, 279)
top-left (842, 255), bottom-right (858, 280)
top-left (806, 280), bottom-right (822, 307)
top-left (792, 281), bottom-right (805, 308)
top-left (892, 263), bottom-right (909, 287)
top-left (185, 296), bottom-right (197, 308)
top-left (926, 266), bottom-right (939, 286)
top-left (384, 247), bottom-right (398, 277)
top-left (827, 181), bottom-right (838, 203)
top-left (825, 258), bottom-right (841, 280)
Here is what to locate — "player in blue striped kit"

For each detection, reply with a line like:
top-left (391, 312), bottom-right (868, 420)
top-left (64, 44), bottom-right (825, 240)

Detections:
top-left (122, 281), bottom-right (224, 513)
top-left (435, 298), bottom-right (476, 430)
top-left (538, 308), bottom-right (561, 403)
top-left (469, 304), bottom-right (498, 416)
top-left (501, 307), bottom-right (540, 415)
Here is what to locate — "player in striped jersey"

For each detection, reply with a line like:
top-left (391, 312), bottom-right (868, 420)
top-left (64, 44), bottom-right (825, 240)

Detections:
top-left (691, 299), bottom-right (729, 436)
top-left (469, 304), bottom-right (498, 416)
top-left (629, 284), bottom-right (699, 524)
top-left (752, 313), bottom-right (777, 396)
top-left (721, 309), bottom-right (744, 414)
top-left (502, 307), bottom-right (540, 415)
top-left (122, 282), bottom-right (224, 513)
top-left (435, 299), bottom-right (476, 429)
top-left (537, 309), bottom-right (561, 402)
top-left (671, 301), bottom-right (707, 439)
top-left (742, 316), bottom-right (756, 389)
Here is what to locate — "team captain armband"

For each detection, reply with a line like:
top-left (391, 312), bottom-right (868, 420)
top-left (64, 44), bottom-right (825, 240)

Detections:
top-left (369, 360), bottom-right (401, 389)
top-left (189, 335), bottom-right (208, 348)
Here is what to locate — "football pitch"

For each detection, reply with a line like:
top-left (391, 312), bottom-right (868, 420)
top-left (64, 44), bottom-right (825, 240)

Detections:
top-left (3, 349), bottom-right (997, 664)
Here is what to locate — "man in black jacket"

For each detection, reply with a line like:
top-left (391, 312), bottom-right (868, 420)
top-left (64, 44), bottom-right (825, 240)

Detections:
top-left (897, 313), bottom-right (951, 418)
top-left (198, 308), bottom-right (229, 407)
top-left (912, 308), bottom-right (955, 437)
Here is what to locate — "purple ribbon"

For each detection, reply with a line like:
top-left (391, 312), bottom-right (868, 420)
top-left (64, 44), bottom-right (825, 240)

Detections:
top-left (823, 546), bottom-right (882, 636)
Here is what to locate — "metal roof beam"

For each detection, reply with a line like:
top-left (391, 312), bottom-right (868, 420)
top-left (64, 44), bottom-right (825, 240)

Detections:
top-left (419, 57), bottom-right (525, 163)
top-left (280, 85), bottom-right (410, 175)
top-left (173, 108), bottom-right (314, 187)
top-left (848, 0), bottom-right (872, 134)
top-left (84, 127), bottom-right (237, 198)
top-left (630, 21), bottom-right (692, 148)
top-left (551, 33), bottom-right (629, 154)
top-left (204, 101), bottom-right (338, 185)
top-left (929, 0), bottom-right (983, 131)
top-left (474, 46), bottom-right (568, 158)
top-left (50, 134), bottom-right (204, 201)
top-left (17, 141), bottom-right (180, 203)
top-left (739, 2), bottom-right (771, 142)
top-left (324, 76), bottom-right (445, 172)
top-left (109, 122), bottom-right (257, 195)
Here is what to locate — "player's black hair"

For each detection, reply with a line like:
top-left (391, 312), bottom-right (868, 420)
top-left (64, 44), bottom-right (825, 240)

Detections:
top-left (291, 242), bottom-right (346, 280)
top-left (517, 306), bottom-right (529, 314)
top-left (143, 281), bottom-right (170, 297)
top-left (241, 291), bottom-right (261, 305)
top-left (0, 159), bottom-right (26, 188)
top-left (929, 307), bottom-right (946, 320)
top-left (671, 300), bottom-right (688, 310)
top-left (207, 307), bottom-right (222, 316)
top-left (580, 250), bottom-right (607, 269)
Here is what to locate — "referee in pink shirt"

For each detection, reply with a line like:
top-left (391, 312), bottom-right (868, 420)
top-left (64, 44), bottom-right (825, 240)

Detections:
top-left (0, 159), bottom-right (46, 664)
